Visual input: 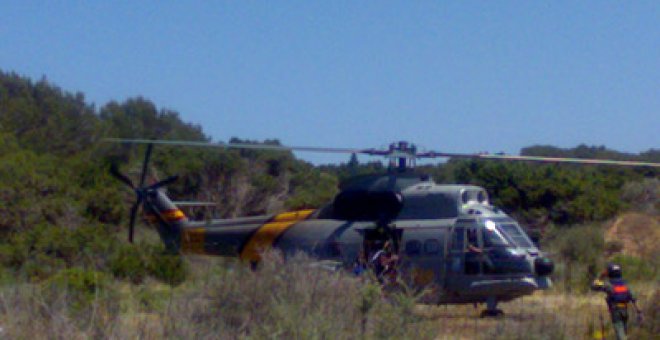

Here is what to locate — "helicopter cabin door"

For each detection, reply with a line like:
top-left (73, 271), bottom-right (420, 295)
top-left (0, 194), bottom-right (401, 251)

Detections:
top-left (444, 218), bottom-right (483, 301)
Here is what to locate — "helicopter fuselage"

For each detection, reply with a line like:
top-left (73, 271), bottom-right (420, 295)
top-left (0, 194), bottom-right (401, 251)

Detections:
top-left (147, 177), bottom-right (553, 308)
top-left (106, 138), bottom-right (657, 313)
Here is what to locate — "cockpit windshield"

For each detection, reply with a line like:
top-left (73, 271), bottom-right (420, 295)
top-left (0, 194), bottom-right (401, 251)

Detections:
top-left (497, 223), bottom-right (535, 248)
top-left (482, 220), bottom-right (511, 247)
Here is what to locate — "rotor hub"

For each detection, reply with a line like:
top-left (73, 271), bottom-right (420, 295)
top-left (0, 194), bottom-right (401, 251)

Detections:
top-left (386, 141), bottom-right (418, 172)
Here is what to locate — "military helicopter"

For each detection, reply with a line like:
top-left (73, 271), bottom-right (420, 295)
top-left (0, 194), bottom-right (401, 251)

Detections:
top-left (105, 138), bottom-right (660, 317)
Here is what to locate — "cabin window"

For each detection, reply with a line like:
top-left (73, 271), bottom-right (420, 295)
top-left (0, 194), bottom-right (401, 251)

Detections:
top-left (396, 194), bottom-right (458, 220)
top-left (424, 239), bottom-right (440, 254)
top-left (461, 191), bottom-right (469, 204)
top-left (405, 240), bottom-right (421, 256)
top-left (477, 190), bottom-right (487, 203)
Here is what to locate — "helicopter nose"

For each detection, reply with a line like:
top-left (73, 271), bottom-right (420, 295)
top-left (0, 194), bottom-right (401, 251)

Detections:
top-left (534, 257), bottom-right (554, 276)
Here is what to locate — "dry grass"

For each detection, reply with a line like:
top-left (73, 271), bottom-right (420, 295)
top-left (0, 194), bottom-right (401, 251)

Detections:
top-left (0, 252), bottom-right (435, 339)
top-left (1, 253), bottom-right (656, 339)
top-left (605, 212), bottom-right (660, 259)
top-left (418, 282), bottom-right (658, 340)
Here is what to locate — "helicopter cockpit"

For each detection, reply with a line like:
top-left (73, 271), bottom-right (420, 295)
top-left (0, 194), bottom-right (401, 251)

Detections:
top-left (454, 217), bottom-right (537, 277)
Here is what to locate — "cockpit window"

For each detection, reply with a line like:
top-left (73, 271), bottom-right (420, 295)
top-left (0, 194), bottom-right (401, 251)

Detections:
top-left (482, 220), bottom-right (510, 247)
top-left (498, 223), bottom-right (534, 248)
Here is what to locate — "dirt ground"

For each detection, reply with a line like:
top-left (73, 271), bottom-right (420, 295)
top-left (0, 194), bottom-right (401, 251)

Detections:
top-left (605, 213), bottom-right (659, 259)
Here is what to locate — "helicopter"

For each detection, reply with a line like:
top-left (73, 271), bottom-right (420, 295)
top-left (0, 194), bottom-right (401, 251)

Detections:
top-left (105, 138), bottom-right (660, 317)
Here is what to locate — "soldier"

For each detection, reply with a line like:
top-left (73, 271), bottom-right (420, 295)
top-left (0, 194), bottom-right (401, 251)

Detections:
top-left (591, 263), bottom-right (644, 340)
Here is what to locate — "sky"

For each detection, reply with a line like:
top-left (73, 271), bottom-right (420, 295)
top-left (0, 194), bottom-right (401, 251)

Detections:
top-left (1, 1), bottom-right (658, 164)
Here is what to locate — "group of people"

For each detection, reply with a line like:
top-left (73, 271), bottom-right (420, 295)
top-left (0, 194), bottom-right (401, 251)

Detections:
top-left (352, 240), bottom-right (399, 286)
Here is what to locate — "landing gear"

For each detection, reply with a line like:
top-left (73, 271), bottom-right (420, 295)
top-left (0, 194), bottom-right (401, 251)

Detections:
top-left (480, 309), bottom-right (504, 318)
top-left (480, 297), bottom-right (504, 318)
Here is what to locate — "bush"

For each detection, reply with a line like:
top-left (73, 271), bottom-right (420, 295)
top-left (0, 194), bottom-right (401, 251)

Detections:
top-left (146, 247), bottom-right (187, 286)
top-left (161, 251), bottom-right (434, 339)
top-left (109, 243), bottom-right (148, 284)
top-left (43, 267), bottom-right (117, 313)
top-left (109, 243), bottom-right (187, 285)
top-left (604, 240), bottom-right (624, 257)
top-left (609, 254), bottom-right (658, 282)
top-left (543, 224), bottom-right (605, 293)
top-left (621, 178), bottom-right (659, 214)
top-left (2, 224), bottom-right (119, 280)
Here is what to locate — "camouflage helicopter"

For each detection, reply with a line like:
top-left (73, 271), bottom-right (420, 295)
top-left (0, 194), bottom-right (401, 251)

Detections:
top-left (105, 138), bottom-right (660, 317)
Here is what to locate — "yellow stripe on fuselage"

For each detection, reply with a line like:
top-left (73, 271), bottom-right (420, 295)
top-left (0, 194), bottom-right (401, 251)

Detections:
top-left (145, 209), bottom-right (186, 224)
top-left (162, 209), bottom-right (186, 221)
top-left (239, 209), bottom-right (314, 262)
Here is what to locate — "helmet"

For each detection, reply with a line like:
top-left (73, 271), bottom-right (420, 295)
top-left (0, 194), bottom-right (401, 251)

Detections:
top-left (607, 263), bottom-right (622, 279)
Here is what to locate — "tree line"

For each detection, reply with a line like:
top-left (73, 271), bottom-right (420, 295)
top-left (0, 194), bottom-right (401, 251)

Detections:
top-left (0, 70), bottom-right (657, 283)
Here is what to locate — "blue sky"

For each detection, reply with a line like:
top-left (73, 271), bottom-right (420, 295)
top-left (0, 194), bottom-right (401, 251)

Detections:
top-left (1, 1), bottom-right (658, 164)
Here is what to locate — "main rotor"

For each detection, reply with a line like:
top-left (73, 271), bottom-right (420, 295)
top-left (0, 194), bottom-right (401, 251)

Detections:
top-left (103, 138), bottom-right (660, 169)
top-left (380, 141), bottom-right (419, 172)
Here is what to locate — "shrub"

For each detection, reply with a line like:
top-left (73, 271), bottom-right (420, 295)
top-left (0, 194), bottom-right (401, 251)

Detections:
top-left (42, 267), bottom-right (116, 313)
top-left (109, 243), bottom-right (148, 284)
top-left (620, 178), bottom-right (659, 214)
top-left (609, 254), bottom-right (658, 282)
top-left (2, 223), bottom-right (120, 277)
top-left (109, 243), bottom-right (187, 285)
top-left (146, 247), bottom-right (187, 286)
top-left (604, 240), bottom-right (624, 257)
top-left (161, 251), bottom-right (434, 339)
top-left (543, 224), bottom-right (605, 293)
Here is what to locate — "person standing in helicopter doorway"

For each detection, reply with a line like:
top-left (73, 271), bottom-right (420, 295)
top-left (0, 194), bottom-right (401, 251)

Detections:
top-left (591, 263), bottom-right (644, 340)
top-left (370, 241), bottom-right (399, 284)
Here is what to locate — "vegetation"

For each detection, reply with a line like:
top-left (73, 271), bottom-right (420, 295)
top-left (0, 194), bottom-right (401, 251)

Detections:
top-left (0, 253), bottom-right (436, 339)
top-left (0, 70), bottom-right (658, 338)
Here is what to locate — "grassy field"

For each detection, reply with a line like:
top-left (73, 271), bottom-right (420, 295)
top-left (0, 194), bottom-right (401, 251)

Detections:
top-left (420, 284), bottom-right (657, 339)
top-left (1, 252), bottom-right (657, 340)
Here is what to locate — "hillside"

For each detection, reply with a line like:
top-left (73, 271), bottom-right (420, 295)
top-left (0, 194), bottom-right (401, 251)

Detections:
top-left (605, 212), bottom-right (659, 259)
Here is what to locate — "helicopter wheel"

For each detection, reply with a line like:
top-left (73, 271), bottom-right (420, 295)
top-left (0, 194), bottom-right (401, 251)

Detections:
top-left (480, 309), bottom-right (505, 318)
top-left (480, 297), bottom-right (504, 318)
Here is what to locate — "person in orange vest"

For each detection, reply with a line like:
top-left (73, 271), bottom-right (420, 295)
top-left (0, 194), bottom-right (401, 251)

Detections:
top-left (591, 263), bottom-right (643, 340)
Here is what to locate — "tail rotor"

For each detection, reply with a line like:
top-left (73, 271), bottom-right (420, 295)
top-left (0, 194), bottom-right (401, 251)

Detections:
top-left (109, 144), bottom-right (179, 243)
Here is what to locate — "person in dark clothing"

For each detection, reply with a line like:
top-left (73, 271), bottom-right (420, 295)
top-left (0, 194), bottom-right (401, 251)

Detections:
top-left (466, 229), bottom-right (495, 274)
top-left (591, 263), bottom-right (643, 340)
top-left (370, 241), bottom-right (398, 284)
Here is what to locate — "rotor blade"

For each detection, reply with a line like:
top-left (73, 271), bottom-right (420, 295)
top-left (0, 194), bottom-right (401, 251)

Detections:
top-left (103, 138), bottom-right (367, 154)
top-left (128, 198), bottom-right (141, 243)
top-left (104, 138), bottom-right (660, 168)
top-left (419, 151), bottom-right (660, 168)
top-left (139, 144), bottom-right (153, 188)
top-left (110, 164), bottom-right (135, 189)
top-left (149, 175), bottom-right (179, 190)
